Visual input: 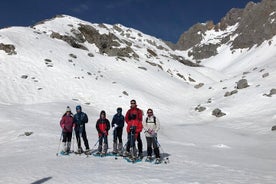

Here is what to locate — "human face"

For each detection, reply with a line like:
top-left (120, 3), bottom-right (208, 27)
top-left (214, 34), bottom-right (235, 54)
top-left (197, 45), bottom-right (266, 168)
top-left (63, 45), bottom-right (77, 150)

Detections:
top-left (130, 101), bottom-right (136, 107)
top-left (147, 110), bottom-right (153, 116)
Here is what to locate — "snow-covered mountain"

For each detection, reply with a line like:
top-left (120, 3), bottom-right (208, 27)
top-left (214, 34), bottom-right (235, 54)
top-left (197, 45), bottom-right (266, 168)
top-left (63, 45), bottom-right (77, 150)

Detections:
top-left (0, 0), bottom-right (276, 183)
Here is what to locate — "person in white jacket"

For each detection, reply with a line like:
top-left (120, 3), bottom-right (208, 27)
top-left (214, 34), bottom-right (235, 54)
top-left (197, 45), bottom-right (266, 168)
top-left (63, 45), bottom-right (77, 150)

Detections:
top-left (143, 108), bottom-right (161, 161)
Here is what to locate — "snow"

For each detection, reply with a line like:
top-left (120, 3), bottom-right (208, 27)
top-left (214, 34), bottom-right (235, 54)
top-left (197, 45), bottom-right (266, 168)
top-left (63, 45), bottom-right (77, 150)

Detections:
top-left (0, 15), bottom-right (276, 184)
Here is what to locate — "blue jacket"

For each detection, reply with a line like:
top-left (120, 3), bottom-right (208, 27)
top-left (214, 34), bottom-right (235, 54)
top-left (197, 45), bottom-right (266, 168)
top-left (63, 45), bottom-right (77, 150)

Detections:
top-left (112, 113), bottom-right (124, 128)
top-left (73, 112), bottom-right (88, 132)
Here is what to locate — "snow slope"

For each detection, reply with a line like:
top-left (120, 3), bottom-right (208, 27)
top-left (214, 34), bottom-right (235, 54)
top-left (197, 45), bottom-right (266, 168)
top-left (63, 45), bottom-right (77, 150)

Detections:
top-left (0, 15), bottom-right (276, 184)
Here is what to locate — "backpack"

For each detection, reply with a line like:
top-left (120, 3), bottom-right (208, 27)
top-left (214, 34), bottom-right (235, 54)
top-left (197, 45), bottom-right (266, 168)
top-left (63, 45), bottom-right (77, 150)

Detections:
top-left (146, 116), bottom-right (156, 125)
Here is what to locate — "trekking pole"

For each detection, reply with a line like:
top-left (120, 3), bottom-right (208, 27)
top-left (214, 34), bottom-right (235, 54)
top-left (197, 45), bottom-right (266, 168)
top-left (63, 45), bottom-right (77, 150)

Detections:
top-left (86, 136), bottom-right (102, 157)
top-left (72, 130), bottom-right (75, 153)
top-left (56, 132), bottom-right (63, 156)
top-left (154, 136), bottom-right (169, 164)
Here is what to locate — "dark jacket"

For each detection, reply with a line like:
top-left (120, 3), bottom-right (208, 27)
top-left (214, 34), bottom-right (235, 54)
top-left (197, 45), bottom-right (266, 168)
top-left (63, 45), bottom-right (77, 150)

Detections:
top-left (73, 112), bottom-right (88, 132)
top-left (112, 113), bottom-right (125, 128)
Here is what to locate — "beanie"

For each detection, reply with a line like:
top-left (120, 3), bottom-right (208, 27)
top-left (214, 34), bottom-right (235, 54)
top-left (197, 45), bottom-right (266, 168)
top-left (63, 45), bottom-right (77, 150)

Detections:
top-left (66, 106), bottom-right (71, 112)
top-left (76, 105), bottom-right (82, 111)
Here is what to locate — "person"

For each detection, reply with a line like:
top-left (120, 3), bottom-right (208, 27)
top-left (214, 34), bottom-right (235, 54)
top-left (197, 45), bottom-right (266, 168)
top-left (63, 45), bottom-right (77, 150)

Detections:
top-left (124, 99), bottom-right (143, 158)
top-left (59, 106), bottom-right (74, 154)
top-left (96, 110), bottom-right (110, 155)
top-left (73, 105), bottom-right (90, 153)
top-left (143, 108), bottom-right (161, 162)
top-left (111, 107), bottom-right (125, 155)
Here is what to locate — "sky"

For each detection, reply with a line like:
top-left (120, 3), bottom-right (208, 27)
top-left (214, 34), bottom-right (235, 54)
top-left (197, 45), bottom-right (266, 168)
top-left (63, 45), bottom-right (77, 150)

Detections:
top-left (1, 0), bottom-right (261, 43)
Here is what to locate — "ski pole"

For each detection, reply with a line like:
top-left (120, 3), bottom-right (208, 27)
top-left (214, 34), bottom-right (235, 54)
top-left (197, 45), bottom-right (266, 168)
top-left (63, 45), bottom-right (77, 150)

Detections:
top-left (56, 132), bottom-right (63, 156)
top-left (72, 130), bottom-right (75, 152)
top-left (86, 135), bottom-right (102, 157)
top-left (154, 136), bottom-right (169, 164)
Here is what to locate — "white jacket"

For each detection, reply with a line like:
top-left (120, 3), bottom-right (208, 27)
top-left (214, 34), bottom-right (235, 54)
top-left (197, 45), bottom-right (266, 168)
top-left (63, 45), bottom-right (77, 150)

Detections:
top-left (143, 115), bottom-right (160, 137)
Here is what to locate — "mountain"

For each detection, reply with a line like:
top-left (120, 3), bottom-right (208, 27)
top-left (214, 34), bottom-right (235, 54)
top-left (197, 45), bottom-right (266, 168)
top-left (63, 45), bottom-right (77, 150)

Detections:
top-left (175, 0), bottom-right (276, 61)
top-left (0, 0), bottom-right (276, 183)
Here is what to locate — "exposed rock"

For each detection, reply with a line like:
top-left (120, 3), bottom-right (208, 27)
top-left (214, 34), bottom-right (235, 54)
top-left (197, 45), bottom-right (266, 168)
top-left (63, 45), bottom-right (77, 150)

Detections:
top-left (194, 83), bottom-right (204, 89)
top-left (21, 75), bottom-right (28, 79)
top-left (147, 48), bottom-right (157, 57)
top-left (232, 0), bottom-right (276, 49)
top-left (78, 24), bottom-right (138, 58)
top-left (212, 108), bottom-right (226, 117)
top-left (195, 105), bottom-right (206, 112)
top-left (262, 73), bottom-right (269, 78)
top-left (0, 43), bottom-right (17, 55)
top-left (188, 43), bottom-right (219, 60)
top-left (272, 125), bottom-right (276, 131)
top-left (138, 66), bottom-right (147, 71)
top-left (237, 79), bottom-right (249, 89)
top-left (122, 91), bottom-right (129, 96)
top-left (176, 21), bottom-right (214, 50)
top-left (188, 77), bottom-right (196, 82)
top-left (176, 73), bottom-right (186, 81)
top-left (170, 0), bottom-right (276, 59)
top-left (145, 61), bottom-right (163, 70)
top-left (263, 88), bottom-right (276, 97)
top-left (50, 32), bottom-right (88, 50)
top-left (224, 90), bottom-right (238, 97)
top-left (170, 54), bottom-right (200, 67)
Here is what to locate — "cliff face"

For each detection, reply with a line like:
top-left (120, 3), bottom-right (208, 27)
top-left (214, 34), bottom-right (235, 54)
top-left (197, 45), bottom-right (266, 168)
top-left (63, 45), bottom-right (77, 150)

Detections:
top-left (175, 0), bottom-right (276, 60)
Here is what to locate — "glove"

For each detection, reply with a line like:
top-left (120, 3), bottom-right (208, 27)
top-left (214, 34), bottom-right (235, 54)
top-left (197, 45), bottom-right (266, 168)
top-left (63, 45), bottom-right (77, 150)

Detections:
top-left (102, 131), bottom-right (107, 136)
top-left (113, 124), bottom-right (118, 131)
top-left (148, 129), bottom-right (155, 135)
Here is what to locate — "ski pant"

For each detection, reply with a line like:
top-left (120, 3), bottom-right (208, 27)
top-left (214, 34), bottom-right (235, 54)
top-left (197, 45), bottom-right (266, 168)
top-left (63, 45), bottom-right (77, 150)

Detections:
top-left (75, 130), bottom-right (89, 150)
top-left (98, 134), bottom-right (108, 153)
top-left (113, 127), bottom-right (123, 143)
top-left (126, 132), bottom-right (142, 154)
top-left (62, 132), bottom-right (72, 143)
top-left (146, 136), bottom-right (160, 158)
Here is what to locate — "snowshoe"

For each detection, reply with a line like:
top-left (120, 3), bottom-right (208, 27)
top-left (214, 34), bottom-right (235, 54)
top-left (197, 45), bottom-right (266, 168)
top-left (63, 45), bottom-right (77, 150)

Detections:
top-left (154, 158), bottom-right (162, 164)
top-left (145, 156), bottom-right (154, 162)
top-left (60, 151), bottom-right (69, 156)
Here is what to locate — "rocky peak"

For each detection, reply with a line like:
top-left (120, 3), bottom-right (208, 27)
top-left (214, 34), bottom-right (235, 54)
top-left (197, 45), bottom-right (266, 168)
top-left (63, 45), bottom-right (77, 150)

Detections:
top-left (174, 0), bottom-right (276, 60)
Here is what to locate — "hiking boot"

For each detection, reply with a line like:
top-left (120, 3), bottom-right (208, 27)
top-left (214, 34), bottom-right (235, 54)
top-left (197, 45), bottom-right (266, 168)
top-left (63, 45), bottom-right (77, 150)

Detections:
top-left (123, 151), bottom-right (129, 157)
top-left (77, 147), bottom-right (83, 154)
top-left (155, 157), bottom-right (161, 164)
top-left (145, 156), bottom-right (152, 161)
top-left (138, 152), bottom-right (143, 159)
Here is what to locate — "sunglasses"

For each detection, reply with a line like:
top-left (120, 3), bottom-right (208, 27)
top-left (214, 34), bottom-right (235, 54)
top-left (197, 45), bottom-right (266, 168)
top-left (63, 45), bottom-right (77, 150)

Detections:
top-left (131, 102), bottom-right (136, 104)
top-left (147, 111), bottom-right (153, 114)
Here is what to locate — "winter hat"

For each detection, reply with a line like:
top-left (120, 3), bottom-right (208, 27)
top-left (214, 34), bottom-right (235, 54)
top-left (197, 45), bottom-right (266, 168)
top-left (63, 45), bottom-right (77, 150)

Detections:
top-left (66, 106), bottom-right (71, 112)
top-left (130, 99), bottom-right (136, 104)
top-left (100, 110), bottom-right (106, 116)
top-left (117, 107), bottom-right (122, 113)
top-left (76, 105), bottom-right (82, 111)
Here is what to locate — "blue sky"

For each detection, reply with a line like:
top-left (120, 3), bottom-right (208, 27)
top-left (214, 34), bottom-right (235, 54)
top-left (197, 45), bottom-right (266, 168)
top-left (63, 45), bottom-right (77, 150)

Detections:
top-left (1, 0), bottom-right (261, 43)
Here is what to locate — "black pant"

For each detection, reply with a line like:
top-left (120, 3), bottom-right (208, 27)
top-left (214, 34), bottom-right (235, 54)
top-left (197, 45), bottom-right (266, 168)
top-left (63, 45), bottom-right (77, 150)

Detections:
top-left (62, 132), bottom-right (72, 142)
top-left (75, 130), bottom-right (89, 150)
top-left (113, 127), bottom-right (123, 143)
top-left (146, 136), bottom-right (160, 158)
top-left (126, 132), bottom-right (142, 154)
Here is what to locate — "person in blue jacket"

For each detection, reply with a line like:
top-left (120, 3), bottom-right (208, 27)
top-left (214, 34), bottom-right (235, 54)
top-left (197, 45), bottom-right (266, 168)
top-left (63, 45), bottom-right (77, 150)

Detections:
top-left (73, 105), bottom-right (90, 153)
top-left (111, 107), bottom-right (125, 155)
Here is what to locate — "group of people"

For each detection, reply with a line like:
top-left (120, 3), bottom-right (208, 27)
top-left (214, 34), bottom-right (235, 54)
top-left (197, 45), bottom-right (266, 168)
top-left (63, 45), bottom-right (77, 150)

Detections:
top-left (59, 99), bottom-right (161, 161)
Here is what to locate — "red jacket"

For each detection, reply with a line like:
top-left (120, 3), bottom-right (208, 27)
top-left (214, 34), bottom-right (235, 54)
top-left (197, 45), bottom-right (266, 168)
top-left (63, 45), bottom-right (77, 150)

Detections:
top-left (96, 118), bottom-right (110, 136)
top-left (60, 115), bottom-right (74, 132)
top-left (125, 107), bottom-right (143, 134)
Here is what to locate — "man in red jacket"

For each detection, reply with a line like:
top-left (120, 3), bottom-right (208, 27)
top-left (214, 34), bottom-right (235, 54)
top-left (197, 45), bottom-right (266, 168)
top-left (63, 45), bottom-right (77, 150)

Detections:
top-left (124, 99), bottom-right (143, 158)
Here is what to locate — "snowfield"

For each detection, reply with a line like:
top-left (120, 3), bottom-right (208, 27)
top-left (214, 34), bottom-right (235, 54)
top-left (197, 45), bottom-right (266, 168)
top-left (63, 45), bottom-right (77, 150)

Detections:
top-left (0, 15), bottom-right (276, 184)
